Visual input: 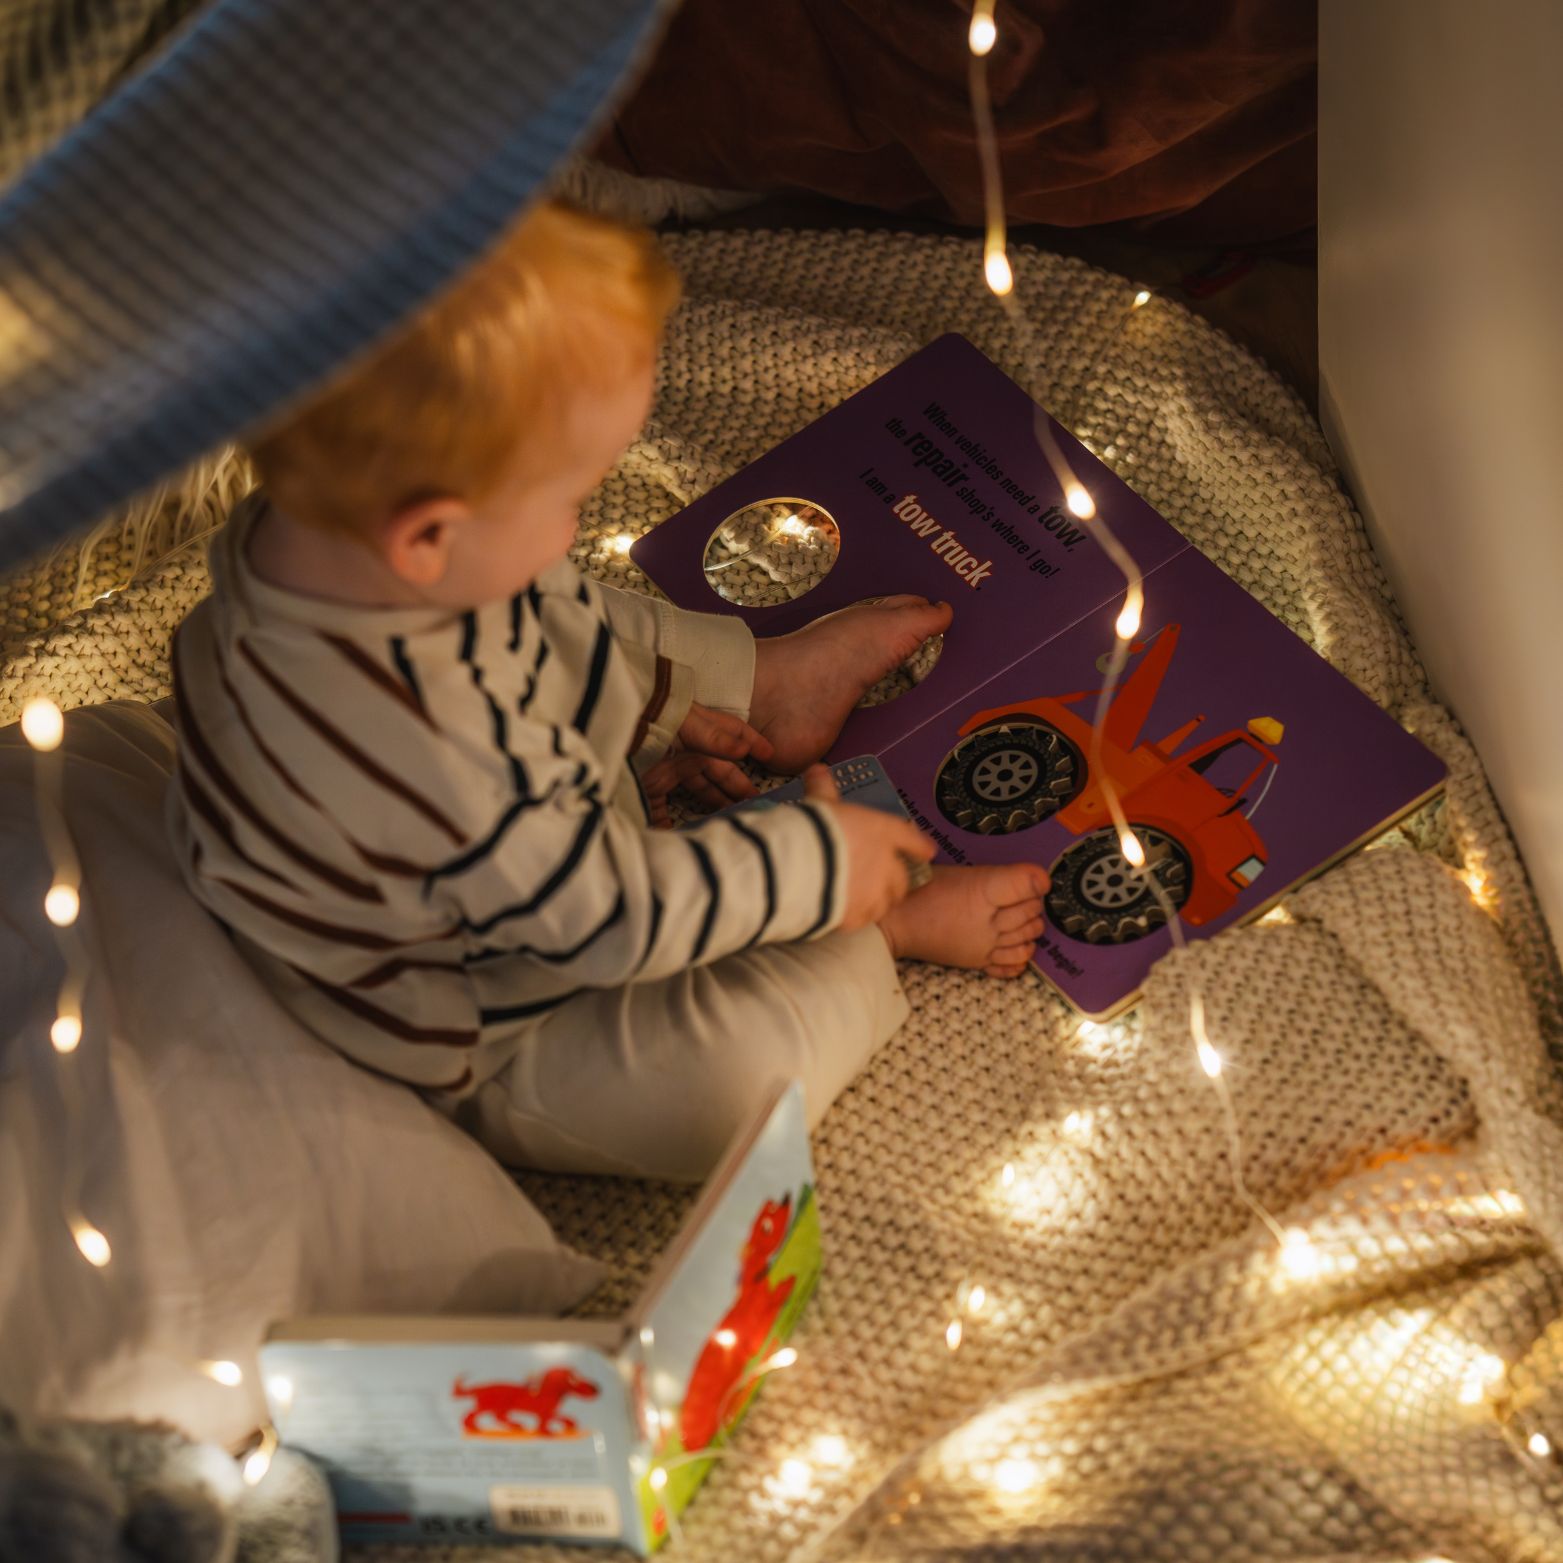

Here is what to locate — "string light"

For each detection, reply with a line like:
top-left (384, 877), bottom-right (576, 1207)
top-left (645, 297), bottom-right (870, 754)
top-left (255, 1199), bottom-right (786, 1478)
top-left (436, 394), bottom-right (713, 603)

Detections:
top-left (1457, 1352), bottom-right (1506, 1405)
top-left (993, 1459), bottom-right (1037, 1494)
top-left (202, 1359), bottom-right (244, 1387)
top-left (1529, 1432), bottom-right (1552, 1458)
top-left (810, 1434), bottom-right (849, 1467)
top-left (649, 1466), bottom-right (669, 1493)
top-left (71, 1219), bottom-right (111, 1267)
top-left (266, 1374), bottom-right (294, 1408)
top-left (44, 881), bottom-right (80, 926)
top-left (983, 246), bottom-right (1014, 298)
top-left (608, 532), bottom-right (635, 555)
top-left (50, 1012), bottom-right (82, 1053)
top-left (1114, 584), bottom-right (1143, 641)
top-left (766, 1347), bottom-right (799, 1372)
top-left (800, 9), bottom-right (1509, 1543)
top-left (715, 1328), bottom-right (738, 1348)
top-left (967, 1), bottom-right (997, 55)
top-left (1278, 1228), bottom-right (1320, 1280)
top-left (1063, 482), bottom-right (1096, 520)
top-left (775, 1458), bottom-right (813, 1498)
top-left (242, 1426), bottom-right (277, 1487)
top-left (967, 1284), bottom-right (987, 1314)
top-left (21, 697), bottom-right (64, 751)
top-left (778, 513), bottom-right (809, 537)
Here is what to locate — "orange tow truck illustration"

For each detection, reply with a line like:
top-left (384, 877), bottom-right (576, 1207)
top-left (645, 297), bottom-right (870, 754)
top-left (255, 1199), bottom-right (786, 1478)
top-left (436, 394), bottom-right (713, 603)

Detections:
top-left (934, 624), bottom-right (1283, 944)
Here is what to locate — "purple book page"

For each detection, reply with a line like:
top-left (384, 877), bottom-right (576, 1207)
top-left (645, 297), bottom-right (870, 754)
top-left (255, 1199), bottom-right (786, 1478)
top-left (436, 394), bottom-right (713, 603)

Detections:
top-left (878, 547), bottom-right (1447, 1016)
top-left (631, 333), bottom-right (1189, 756)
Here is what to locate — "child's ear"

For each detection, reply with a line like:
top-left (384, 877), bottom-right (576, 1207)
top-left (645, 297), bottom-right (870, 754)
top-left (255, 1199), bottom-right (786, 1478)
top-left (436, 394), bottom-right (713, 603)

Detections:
top-left (381, 496), bottom-right (472, 587)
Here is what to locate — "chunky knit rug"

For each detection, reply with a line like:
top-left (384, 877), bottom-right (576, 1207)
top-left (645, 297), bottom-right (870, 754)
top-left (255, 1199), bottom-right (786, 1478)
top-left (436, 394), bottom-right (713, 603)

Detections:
top-left (4, 224), bottom-right (1562, 1563)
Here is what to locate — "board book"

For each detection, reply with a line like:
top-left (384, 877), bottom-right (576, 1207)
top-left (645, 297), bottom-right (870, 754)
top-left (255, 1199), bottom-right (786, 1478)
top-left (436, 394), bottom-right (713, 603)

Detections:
top-left (632, 333), bottom-right (1446, 1018)
top-left (261, 1081), bottom-right (818, 1552)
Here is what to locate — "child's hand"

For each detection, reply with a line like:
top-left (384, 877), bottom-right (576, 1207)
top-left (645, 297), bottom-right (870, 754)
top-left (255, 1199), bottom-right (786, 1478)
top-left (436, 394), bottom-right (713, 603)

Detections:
top-left (678, 703), bottom-right (775, 767)
top-left (640, 704), bottom-right (773, 828)
top-left (802, 765), bottom-right (935, 929)
top-left (642, 751), bottom-right (758, 827)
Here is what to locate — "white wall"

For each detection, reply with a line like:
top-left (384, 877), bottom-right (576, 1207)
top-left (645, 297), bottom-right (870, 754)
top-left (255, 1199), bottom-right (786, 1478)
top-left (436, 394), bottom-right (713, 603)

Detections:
top-left (1319, 0), bottom-right (1563, 955)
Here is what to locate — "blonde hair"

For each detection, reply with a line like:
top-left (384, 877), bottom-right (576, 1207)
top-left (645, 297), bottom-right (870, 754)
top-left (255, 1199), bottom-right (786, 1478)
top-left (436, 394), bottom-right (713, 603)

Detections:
top-left (249, 201), bottom-right (679, 532)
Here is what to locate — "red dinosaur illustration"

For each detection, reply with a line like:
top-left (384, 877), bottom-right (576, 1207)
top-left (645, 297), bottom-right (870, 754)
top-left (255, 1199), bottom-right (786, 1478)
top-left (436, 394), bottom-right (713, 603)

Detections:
top-left (679, 1195), bottom-right (796, 1453)
top-left (452, 1367), bottom-right (599, 1438)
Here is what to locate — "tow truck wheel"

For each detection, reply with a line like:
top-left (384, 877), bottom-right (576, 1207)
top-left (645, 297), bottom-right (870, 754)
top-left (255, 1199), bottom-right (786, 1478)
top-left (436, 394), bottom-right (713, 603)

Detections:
top-left (1047, 826), bottom-right (1191, 944)
top-left (934, 719), bottom-right (1084, 834)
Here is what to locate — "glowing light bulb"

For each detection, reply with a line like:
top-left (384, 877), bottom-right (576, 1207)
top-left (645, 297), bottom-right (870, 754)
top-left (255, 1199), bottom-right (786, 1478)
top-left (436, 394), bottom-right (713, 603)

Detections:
top-left (994, 1459), bottom-right (1037, 1494)
top-left (203, 1359), bottom-right (244, 1387)
top-left (72, 1220), bottom-right (111, 1266)
top-left (266, 1375), bottom-right (294, 1408)
top-left (811, 1434), bottom-right (848, 1466)
top-left (1064, 483), bottom-right (1096, 520)
top-left (649, 1466), bottom-right (668, 1492)
top-left (21, 698), bottom-right (64, 751)
top-left (44, 882), bottom-right (79, 926)
top-left (1062, 1110), bottom-right (1090, 1140)
top-left (1114, 588), bottom-right (1143, 641)
top-left (767, 1347), bottom-right (799, 1371)
top-left (242, 1430), bottom-right (276, 1487)
top-left (639, 1326), bottom-right (655, 1348)
top-left (945, 1318), bottom-right (963, 1351)
top-left (608, 533), bottom-right (635, 555)
top-left (51, 1013), bottom-right (82, 1053)
top-left (778, 513), bottom-right (808, 537)
top-left (1000, 1162), bottom-right (1015, 1188)
top-left (1529, 1432), bottom-right (1552, 1458)
top-left (1460, 1352), bottom-right (1506, 1403)
top-left (776, 1459), bottom-right (812, 1498)
top-left (1118, 830), bottom-right (1145, 867)
top-left (967, 1284), bottom-right (987, 1314)
top-left (984, 247), bottom-right (1014, 297)
top-left (968, 11), bottom-right (997, 54)
top-left (1279, 1228), bottom-right (1320, 1280)
top-left (1197, 1040), bottom-right (1223, 1078)
top-left (1132, 289), bottom-right (1152, 308)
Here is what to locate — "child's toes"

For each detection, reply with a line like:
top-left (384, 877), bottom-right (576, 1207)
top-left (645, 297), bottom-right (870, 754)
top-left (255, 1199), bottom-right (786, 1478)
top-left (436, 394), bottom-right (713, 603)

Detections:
top-left (994, 904), bottom-right (1045, 938)
top-left (987, 863), bottom-right (1050, 908)
top-left (984, 956), bottom-right (1033, 979)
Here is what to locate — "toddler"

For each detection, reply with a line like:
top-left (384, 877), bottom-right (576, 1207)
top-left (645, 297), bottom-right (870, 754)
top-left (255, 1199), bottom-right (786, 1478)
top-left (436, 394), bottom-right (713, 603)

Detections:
top-left (169, 203), bottom-right (1048, 1181)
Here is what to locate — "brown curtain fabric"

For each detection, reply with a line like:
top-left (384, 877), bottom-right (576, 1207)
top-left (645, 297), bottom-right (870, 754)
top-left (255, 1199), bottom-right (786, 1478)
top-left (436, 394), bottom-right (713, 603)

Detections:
top-left (598, 0), bottom-right (1316, 244)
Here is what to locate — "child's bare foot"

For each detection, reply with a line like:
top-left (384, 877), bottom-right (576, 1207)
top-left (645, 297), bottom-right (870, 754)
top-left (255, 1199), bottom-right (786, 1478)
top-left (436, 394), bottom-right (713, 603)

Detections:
top-left (749, 596), bottom-right (953, 773)
top-left (879, 863), bottom-right (1049, 978)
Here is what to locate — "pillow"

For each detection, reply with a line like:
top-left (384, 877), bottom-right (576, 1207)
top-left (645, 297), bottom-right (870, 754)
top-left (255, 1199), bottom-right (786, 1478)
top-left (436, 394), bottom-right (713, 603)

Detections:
top-left (0, 700), bottom-right (603, 1447)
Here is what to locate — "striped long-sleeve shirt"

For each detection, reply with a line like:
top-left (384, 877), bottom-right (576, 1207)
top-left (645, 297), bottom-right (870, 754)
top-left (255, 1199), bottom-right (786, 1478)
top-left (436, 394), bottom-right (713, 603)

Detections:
top-left (167, 496), bottom-right (847, 1096)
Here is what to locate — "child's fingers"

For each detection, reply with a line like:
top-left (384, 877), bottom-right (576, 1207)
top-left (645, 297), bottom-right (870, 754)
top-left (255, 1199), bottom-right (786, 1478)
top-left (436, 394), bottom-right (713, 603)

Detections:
top-left (802, 764), bottom-right (838, 802)
top-left (703, 759), bottom-right (758, 802)
top-left (892, 819), bottom-right (936, 862)
top-left (680, 703), bottom-right (775, 762)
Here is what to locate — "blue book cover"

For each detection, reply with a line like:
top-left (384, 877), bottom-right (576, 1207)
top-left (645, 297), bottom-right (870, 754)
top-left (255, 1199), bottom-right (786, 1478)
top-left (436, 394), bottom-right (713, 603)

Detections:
top-left (260, 1081), bottom-right (818, 1552)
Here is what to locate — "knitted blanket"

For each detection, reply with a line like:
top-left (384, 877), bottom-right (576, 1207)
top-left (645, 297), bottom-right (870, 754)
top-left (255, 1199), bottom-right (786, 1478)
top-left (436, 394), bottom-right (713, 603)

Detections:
top-left (3, 227), bottom-right (1560, 1563)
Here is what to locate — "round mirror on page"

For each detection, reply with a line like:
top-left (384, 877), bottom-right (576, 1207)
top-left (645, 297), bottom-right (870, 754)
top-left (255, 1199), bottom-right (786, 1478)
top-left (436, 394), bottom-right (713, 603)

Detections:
top-left (702, 498), bottom-right (841, 607)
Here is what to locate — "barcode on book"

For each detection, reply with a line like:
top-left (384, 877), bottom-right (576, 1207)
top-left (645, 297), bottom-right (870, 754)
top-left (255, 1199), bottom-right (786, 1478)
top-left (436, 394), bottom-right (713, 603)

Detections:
top-left (489, 1484), bottom-right (620, 1540)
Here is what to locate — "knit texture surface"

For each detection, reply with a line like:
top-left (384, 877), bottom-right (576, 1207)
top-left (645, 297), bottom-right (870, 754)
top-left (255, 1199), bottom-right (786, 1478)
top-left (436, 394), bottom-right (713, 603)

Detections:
top-left (3, 226), bottom-right (1561, 1562)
